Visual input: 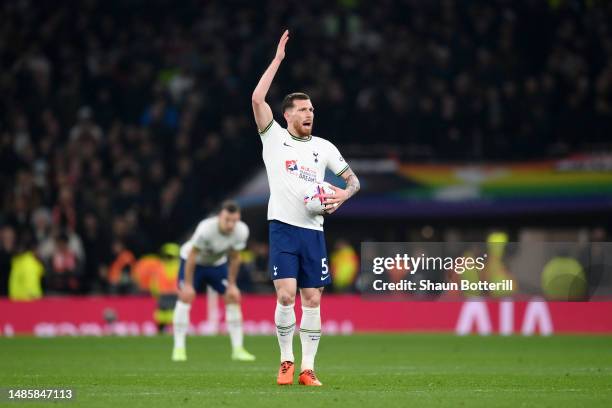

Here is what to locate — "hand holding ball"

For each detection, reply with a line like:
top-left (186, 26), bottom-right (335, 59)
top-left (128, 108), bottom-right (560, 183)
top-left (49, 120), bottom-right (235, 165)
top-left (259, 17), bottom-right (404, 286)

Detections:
top-left (304, 182), bottom-right (336, 215)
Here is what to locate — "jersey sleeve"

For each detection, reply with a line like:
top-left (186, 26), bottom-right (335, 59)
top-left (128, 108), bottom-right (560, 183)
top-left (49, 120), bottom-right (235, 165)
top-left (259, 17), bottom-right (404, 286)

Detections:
top-left (191, 223), bottom-right (208, 251)
top-left (326, 141), bottom-right (350, 176)
top-left (232, 223), bottom-right (249, 251)
top-left (258, 120), bottom-right (283, 144)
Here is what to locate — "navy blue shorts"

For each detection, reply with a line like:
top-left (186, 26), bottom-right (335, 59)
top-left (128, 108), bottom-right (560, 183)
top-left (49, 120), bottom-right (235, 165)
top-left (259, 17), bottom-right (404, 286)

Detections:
top-left (269, 220), bottom-right (331, 288)
top-left (177, 259), bottom-right (228, 294)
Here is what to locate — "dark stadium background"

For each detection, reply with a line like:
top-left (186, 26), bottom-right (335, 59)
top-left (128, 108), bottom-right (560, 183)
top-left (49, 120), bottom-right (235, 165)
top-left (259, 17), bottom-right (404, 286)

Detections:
top-left (1, 0), bottom-right (611, 298)
top-left (1, 2), bottom-right (612, 407)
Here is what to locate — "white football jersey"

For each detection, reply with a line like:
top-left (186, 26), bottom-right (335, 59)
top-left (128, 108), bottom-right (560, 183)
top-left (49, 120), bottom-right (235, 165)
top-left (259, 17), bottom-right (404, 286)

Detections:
top-left (259, 120), bottom-right (349, 231)
top-left (179, 216), bottom-right (249, 266)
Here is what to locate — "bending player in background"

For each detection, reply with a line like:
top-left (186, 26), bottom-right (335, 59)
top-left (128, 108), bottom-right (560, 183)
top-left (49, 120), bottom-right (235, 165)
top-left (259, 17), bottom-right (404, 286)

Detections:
top-left (171, 200), bottom-right (256, 362)
top-left (251, 30), bottom-right (360, 386)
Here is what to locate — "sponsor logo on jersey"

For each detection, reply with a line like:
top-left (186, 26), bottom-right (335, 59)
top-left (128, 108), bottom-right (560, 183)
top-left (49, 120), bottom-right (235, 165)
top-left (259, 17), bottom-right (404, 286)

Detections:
top-left (285, 160), bottom-right (298, 173)
top-left (285, 160), bottom-right (317, 182)
top-left (298, 165), bottom-right (317, 183)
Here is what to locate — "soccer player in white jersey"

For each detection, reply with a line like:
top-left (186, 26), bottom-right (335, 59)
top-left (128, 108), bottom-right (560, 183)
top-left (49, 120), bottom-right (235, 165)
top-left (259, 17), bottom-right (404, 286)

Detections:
top-left (171, 200), bottom-right (256, 362)
top-left (251, 30), bottom-right (360, 386)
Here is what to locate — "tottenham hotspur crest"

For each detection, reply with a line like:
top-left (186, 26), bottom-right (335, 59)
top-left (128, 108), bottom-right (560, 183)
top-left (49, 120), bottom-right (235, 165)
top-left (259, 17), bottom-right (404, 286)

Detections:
top-left (313, 151), bottom-right (319, 163)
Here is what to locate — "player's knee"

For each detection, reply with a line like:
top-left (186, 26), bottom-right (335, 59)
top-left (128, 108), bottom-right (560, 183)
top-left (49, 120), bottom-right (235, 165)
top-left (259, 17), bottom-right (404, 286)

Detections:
top-left (301, 290), bottom-right (322, 308)
top-left (224, 292), bottom-right (240, 304)
top-left (301, 296), bottom-right (321, 308)
top-left (277, 291), bottom-right (295, 306)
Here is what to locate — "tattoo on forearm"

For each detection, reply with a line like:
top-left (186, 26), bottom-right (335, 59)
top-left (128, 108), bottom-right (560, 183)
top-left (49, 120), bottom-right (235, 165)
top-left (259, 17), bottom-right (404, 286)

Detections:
top-left (345, 174), bottom-right (360, 198)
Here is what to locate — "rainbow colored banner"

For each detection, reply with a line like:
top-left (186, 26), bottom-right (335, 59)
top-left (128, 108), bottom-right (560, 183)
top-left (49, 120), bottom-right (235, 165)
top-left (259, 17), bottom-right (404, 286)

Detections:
top-left (237, 154), bottom-right (612, 217)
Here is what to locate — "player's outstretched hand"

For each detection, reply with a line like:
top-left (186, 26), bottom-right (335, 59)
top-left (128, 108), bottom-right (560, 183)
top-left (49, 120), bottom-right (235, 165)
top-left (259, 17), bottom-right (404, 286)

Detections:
top-left (275, 30), bottom-right (289, 61)
top-left (322, 185), bottom-right (349, 215)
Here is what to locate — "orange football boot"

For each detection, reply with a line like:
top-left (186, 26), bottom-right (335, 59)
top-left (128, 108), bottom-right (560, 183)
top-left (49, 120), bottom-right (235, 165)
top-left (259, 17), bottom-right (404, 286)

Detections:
top-left (277, 361), bottom-right (295, 385)
top-left (298, 369), bottom-right (322, 386)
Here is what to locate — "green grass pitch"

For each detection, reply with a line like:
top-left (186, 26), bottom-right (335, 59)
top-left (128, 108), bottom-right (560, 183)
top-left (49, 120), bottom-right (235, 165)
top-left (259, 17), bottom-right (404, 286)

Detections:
top-left (1, 334), bottom-right (611, 407)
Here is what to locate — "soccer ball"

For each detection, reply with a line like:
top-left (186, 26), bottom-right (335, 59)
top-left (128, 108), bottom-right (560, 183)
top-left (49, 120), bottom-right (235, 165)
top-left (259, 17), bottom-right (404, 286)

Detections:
top-left (304, 181), bottom-right (335, 215)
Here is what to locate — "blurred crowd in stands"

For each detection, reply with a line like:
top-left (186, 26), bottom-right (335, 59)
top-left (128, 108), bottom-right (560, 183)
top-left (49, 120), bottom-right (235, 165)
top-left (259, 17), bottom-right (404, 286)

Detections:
top-left (1, 0), bottom-right (611, 297)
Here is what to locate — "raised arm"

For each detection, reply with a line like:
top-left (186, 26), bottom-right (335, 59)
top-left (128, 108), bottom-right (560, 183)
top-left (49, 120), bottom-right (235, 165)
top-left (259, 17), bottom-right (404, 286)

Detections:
top-left (252, 30), bottom-right (289, 132)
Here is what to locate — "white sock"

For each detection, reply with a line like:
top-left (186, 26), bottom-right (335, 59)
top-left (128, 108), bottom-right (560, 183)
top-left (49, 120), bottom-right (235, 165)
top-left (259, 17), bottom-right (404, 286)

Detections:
top-left (275, 302), bottom-right (296, 362)
top-left (299, 305), bottom-right (321, 371)
top-left (225, 303), bottom-right (243, 349)
top-left (173, 300), bottom-right (191, 349)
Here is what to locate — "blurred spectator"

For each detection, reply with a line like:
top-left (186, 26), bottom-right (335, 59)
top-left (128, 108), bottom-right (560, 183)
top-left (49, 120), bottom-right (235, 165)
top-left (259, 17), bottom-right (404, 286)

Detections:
top-left (132, 243), bottom-right (180, 332)
top-left (330, 240), bottom-right (359, 292)
top-left (69, 106), bottom-right (103, 144)
top-left (0, 225), bottom-right (17, 296)
top-left (52, 187), bottom-right (77, 232)
top-left (45, 232), bottom-right (83, 294)
top-left (78, 212), bottom-right (111, 293)
top-left (250, 241), bottom-right (272, 285)
top-left (1, 0), bottom-right (611, 295)
top-left (107, 240), bottom-right (137, 294)
top-left (31, 207), bottom-right (52, 248)
top-left (8, 233), bottom-right (44, 301)
top-left (39, 228), bottom-right (84, 269)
